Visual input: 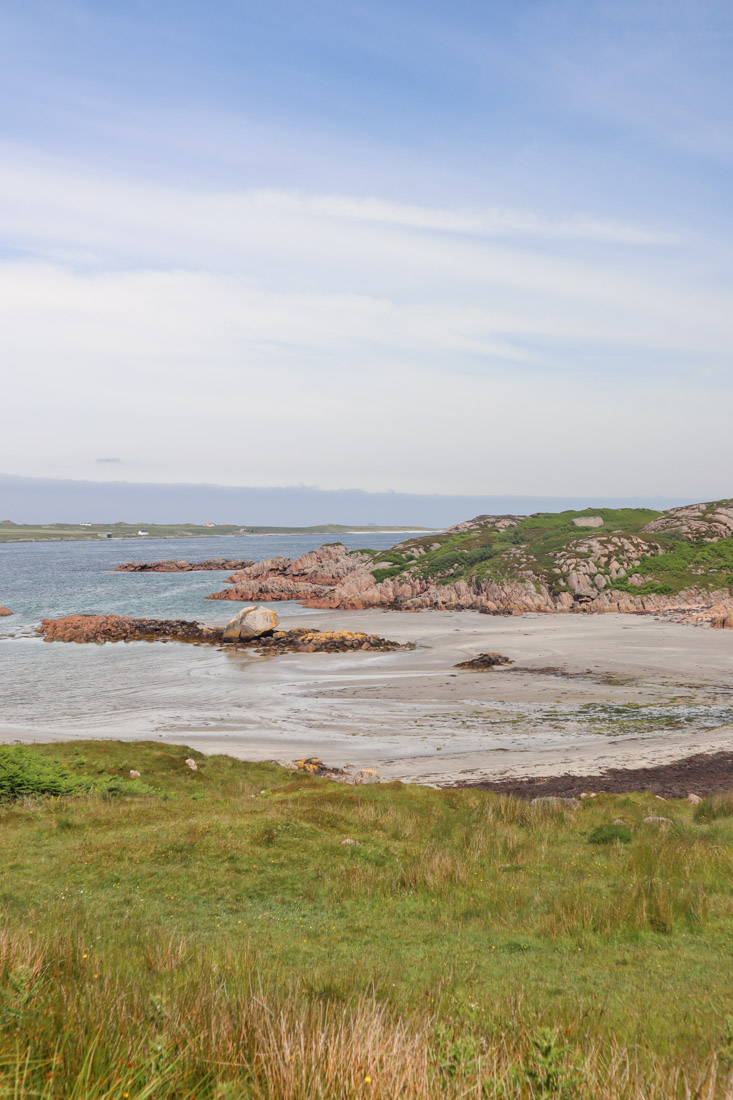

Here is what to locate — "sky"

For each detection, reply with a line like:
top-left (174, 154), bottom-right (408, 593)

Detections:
top-left (1, 0), bottom-right (732, 506)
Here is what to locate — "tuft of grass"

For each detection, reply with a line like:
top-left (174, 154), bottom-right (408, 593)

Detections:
top-left (588, 823), bottom-right (633, 845)
top-left (694, 792), bottom-right (733, 823)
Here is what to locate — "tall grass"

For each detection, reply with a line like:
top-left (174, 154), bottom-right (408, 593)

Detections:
top-left (0, 926), bottom-right (730, 1099)
top-left (1, 742), bottom-right (732, 1097)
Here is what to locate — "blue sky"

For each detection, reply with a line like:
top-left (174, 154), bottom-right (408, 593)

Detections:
top-left (1, 0), bottom-right (731, 499)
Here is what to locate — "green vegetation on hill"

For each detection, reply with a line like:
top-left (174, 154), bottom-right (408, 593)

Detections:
top-left (370, 508), bottom-right (662, 588)
top-left (1, 741), bottom-right (732, 1097)
top-left (368, 503), bottom-right (733, 599)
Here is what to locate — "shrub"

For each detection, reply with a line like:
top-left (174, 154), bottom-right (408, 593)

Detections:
top-left (0, 746), bottom-right (146, 802)
top-left (588, 824), bottom-right (632, 845)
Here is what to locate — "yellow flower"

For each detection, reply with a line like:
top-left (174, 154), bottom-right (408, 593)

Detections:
top-left (364, 1076), bottom-right (372, 1083)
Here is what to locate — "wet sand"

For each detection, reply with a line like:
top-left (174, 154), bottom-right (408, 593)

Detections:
top-left (7, 609), bottom-right (731, 786)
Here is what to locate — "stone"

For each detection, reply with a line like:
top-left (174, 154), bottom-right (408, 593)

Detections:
top-left (0, 606), bottom-right (12, 616)
top-left (185, 758), bottom-right (198, 771)
top-left (354, 769), bottom-right (380, 785)
top-left (612, 819), bottom-right (628, 826)
top-left (572, 516), bottom-right (604, 528)
top-left (222, 605), bottom-right (279, 640)
top-left (643, 815), bottom-right (673, 825)
top-left (129, 770), bottom-right (140, 779)
top-left (687, 793), bottom-right (702, 804)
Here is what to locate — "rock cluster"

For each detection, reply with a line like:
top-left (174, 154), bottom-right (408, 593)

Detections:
top-left (114, 559), bottom-right (253, 572)
top-left (551, 534), bottom-right (664, 596)
top-left (446, 515), bottom-right (523, 534)
top-left (455, 652), bottom-right (513, 670)
top-left (37, 614), bottom-right (408, 653)
top-left (255, 628), bottom-right (410, 654)
top-left (674, 599), bottom-right (733, 629)
top-left (39, 614), bottom-right (218, 644)
top-left (0, 606), bottom-right (12, 617)
top-left (643, 501), bottom-right (733, 541)
top-left (288, 758), bottom-right (381, 784)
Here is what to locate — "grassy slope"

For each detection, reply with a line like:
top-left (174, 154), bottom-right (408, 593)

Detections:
top-left (0, 522), bottom-right (434, 542)
top-left (1, 741), bottom-right (732, 1097)
top-left (369, 507), bottom-right (733, 597)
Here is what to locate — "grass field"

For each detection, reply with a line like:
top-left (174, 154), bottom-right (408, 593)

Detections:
top-left (1, 741), bottom-right (732, 1097)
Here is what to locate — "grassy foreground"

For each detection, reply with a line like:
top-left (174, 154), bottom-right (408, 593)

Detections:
top-left (1, 742), bottom-right (732, 1098)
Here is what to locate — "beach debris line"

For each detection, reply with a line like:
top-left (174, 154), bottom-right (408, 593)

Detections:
top-left (454, 651), bottom-right (513, 670)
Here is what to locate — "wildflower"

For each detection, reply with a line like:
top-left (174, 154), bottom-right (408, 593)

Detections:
top-left (364, 1075), bottom-right (372, 1083)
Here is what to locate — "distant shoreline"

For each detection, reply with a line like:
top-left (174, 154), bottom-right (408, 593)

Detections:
top-left (0, 527), bottom-right (436, 544)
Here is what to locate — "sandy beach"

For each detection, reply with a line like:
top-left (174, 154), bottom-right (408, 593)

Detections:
top-left (6, 609), bottom-right (731, 785)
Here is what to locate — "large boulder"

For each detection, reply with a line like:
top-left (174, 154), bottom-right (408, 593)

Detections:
top-left (223, 605), bottom-right (279, 640)
top-left (0, 606), bottom-right (12, 617)
top-left (572, 516), bottom-right (604, 528)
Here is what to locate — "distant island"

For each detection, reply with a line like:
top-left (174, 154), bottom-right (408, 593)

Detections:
top-left (0, 520), bottom-right (436, 543)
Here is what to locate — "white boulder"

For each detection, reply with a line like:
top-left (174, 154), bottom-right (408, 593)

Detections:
top-left (223, 605), bottom-right (279, 640)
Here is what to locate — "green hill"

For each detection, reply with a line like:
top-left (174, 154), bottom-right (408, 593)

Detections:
top-left (366, 500), bottom-right (733, 602)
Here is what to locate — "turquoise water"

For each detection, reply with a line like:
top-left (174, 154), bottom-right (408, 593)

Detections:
top-left (0, 532), bottom-right (406, 739)
top-left (0, 532), bottom-right (404, 633)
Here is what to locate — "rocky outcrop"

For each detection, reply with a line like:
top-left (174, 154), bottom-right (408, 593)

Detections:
top-left (114, 559), bottom-right (253, 572)
top-left (207, 544), bottom-right (374, 604)
top-left (206, 539), bottom-right (731, 620)
top-left (0, 606), bottom-right (12, 617)
top-left (551, 534), bottom-right (664, 595)
top-left (37, 614), bottom-right (408, 653)
top-left (258, 629), bottom-right (410, 654)
top-left (674, 599), bottom-right (733, 629)
top-left (223, 605), bottom-right (279, 640)
top-left (39, 614), bottom-right (218, 644)
top-left (643, 500), bottom-right (733, 541)
top-left (446, 514), bottom-right (523, 534)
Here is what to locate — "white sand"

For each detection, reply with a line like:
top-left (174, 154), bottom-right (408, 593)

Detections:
top-left (4, 610), bottom-right (732, 783)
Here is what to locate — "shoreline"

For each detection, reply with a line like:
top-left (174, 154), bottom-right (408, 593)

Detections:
top-left (3, 609), bottom-right (732, 786)
top-left (0, 528), bottom-right (436, 545)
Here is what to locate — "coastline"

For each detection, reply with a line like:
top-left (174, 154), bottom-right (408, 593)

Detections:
top-left (0, 527), bottom-right (436, 545)
top-left (3, 609), bottom-right (732, 787)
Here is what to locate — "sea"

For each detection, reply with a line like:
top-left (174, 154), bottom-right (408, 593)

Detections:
top-left (0, 532), bottom-right (405, 742)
